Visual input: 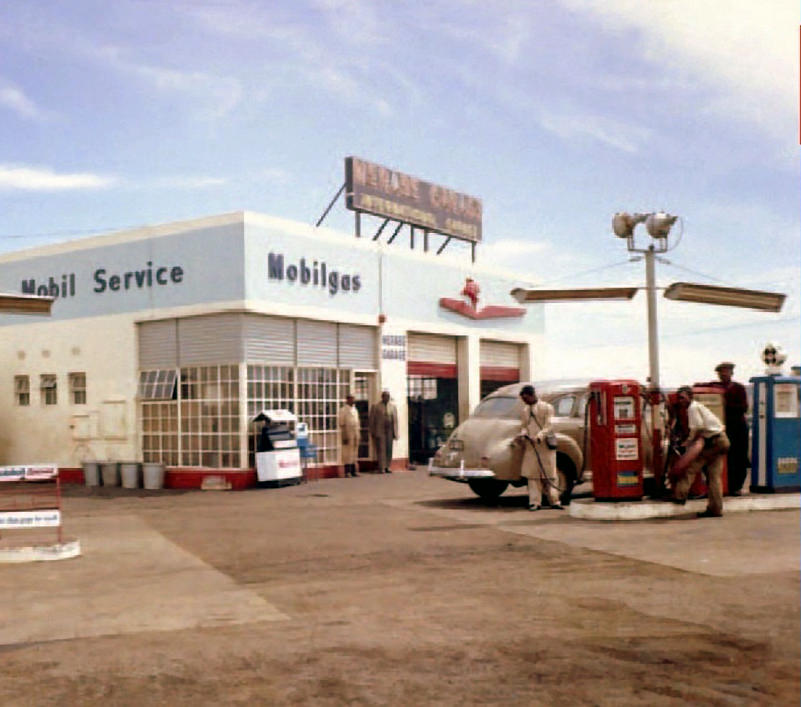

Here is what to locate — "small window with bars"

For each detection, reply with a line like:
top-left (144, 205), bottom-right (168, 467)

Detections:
top-left (138, 370), bottom-right (178, 400)
top-left (69, 372), bottom-right (87, 405)
top-left (40, 374), bottom-right (57, 405)
top-left (14, 375), bottom-right (30, 406)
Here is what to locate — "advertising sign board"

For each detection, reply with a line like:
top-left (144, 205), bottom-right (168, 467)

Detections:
top-left (345, 157), bottom-right (482, 243)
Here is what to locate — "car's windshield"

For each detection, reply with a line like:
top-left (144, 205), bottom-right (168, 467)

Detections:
top-left (473, 396), bottom-right (520, 419)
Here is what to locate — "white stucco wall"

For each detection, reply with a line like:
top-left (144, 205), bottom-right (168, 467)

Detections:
top-left (0, 313), bottom-right (140, 465)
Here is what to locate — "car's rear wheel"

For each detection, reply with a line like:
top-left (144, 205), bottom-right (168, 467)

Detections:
top-left (556, 455), bottom-right (577, 506)
top-left (468, 479), bottom-right (509, 500)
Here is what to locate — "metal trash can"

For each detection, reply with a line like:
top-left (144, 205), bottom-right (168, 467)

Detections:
top-left (120, 461), bottom-right (141, 489)
top-left (82, 460), bottom-right (101, 487)
top-left (100, 461), bottom-right (120, 487)
top-left (142, 462), bottom-right (165, 490)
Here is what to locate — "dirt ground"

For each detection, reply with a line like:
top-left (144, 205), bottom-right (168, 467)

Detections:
top-left (0, 470), bottom-right (798, 706)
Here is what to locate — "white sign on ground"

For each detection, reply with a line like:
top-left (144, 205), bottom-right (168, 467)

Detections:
top-left (0, 510), bottom-right (61, 528)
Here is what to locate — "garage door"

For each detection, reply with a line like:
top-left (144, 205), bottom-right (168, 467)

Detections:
top-left (479, 340), bottom-right (521, 381)
top-left (407, 333), bottom-right (457, 377)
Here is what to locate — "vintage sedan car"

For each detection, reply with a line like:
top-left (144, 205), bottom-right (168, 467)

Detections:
top-left (428, 380), bottom-right (594, 504)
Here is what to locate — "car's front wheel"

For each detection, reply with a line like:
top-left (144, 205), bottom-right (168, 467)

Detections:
top-left (468, 478), bottom-right (509, 500)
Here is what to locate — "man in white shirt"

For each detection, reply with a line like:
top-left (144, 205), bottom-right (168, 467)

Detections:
top-left (672, 386), bottom-right (731, 517)
top-left (517, 385), bottom-right (562, 511)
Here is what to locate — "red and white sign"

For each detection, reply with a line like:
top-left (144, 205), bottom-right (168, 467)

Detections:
top-left (439, 278), bottom-right (525, 320)
top-left (0, 464), bottom-right (58, 482)
top-left (256, 449), bottom-right (302, 482)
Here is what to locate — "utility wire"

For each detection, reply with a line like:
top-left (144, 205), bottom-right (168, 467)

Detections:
top-left (537, 258), bottom-right (634, 287)
top-left (657, 259), bottom-right (730, 285)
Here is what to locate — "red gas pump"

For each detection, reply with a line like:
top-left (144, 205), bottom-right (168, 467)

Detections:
top-left (589, 380), bottom-right (644, 500)
top-left (665, 386), bottom-right (729, 497)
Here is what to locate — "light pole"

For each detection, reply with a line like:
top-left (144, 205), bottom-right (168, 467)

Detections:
top-left (612, 211), bottom-right (678, 486)
top-left (611, 211), bottom-right (678, 391)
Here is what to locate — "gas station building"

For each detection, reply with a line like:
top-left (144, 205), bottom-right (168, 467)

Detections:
top-left (0, 210), bottom-right (544, 484)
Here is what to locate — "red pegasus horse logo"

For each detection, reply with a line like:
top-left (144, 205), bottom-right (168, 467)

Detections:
top-left (461, 278), bottom-right (480, 310)
top-left (439, 278), bottom-right (525, 320)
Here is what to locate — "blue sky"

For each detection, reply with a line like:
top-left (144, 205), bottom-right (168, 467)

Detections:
top-left (0, 0), bottom-right (798, 386)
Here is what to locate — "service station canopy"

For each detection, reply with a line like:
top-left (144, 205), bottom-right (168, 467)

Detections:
top-left (345, 156), bottom-right (482, 244)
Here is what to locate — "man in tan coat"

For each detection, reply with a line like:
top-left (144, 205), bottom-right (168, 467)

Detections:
top-left (338, 394), bottom-right (361, 477)
top-left (517, 384), bottom-right (562, 511)
top-left (368, 390), bottom-right (398, 474)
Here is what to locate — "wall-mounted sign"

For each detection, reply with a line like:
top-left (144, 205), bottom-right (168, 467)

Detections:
top-left (381, 334), bottom-right (406, 361)
top-left (268, 253), bottom-right (362, 296)
top-left (20, 263), bottom-right (184, 299)
top-left (345, 157), bottom-right (482, 243)
top-left (439, 278), bottom-right (525, 320)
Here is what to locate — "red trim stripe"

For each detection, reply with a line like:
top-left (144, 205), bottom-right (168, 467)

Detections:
top-left (407, 362), bottom-right (458, 378)
top-left (479, 366), bottom-right (520, 382)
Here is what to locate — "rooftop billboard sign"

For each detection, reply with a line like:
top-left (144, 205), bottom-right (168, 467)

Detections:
top-left (345, 156), bottom-right (482, 243)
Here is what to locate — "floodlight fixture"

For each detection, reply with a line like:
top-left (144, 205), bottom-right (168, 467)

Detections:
top-left (612, 212), bottom-right (647, 239)
top-left (645, 212), bottom-right (678, 239)
top-left (0, 293), bottom-right (53, 315)
top-left (663, 282), bottom-right (785, 312)
top-left (511, 287), bottom-right (638, 303)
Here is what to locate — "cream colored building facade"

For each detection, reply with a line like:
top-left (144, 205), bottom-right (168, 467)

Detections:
top-left (0, 211), bottom-right (544, 472)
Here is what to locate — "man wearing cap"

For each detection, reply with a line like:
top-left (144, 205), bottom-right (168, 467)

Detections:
top-left (672, 386), bottom-right (731, 517)
top-left (711, 362), bottom-right (749, 495)
top-left (516, 384), bottom-right (562, 511)
top-left (368, 390), bottom-right (398, 474)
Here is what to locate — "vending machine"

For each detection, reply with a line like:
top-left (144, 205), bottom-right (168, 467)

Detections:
top-left (252, 409), bottom-right (303, 487)
top-left (589, 380), bottom-right (643, 500)
top-left (750, 375), bottom-right (801, 492)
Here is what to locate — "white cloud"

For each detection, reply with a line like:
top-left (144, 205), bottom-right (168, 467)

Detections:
top-left (538, 110), bottom-right (653, 153)
top-left (0, 165), bottom-right (116, 191)
top-left (559, 0), bottom-right (796, 143)
top-left (89, 46), bottom-right (243, 120)
top-left (146, 175), bottom-right (227, 189)
top-left (483, 238), bottom-right (548, 259)
top-left (0, 82), bottom-right (48, 121)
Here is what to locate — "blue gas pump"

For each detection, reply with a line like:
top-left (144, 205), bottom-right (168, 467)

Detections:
top-left (750, 375), bottom-right (801, 492)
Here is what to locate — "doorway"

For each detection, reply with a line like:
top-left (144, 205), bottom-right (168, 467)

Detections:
top-left (407, 374), bottom-right (458, 464)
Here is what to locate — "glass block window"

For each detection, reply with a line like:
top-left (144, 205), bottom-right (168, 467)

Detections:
top-left (141, 365), bottom-right (239, 468)
top-left (179, 365), bottom-right (240, 468)
top-left (68, 372), bottom-right (87, 405)
top-left (246, 365), bottom-right (350, 466)
top-left (40, 374), bottom-right (57, 405)
top-left (142, 401), bottom-right (179, 466)
top-left (408, 375), bottom-right (438, 400)
top-left (296, 367), bottom-right (351, 466)
top-left (14, 375), bottom-right (29, 406)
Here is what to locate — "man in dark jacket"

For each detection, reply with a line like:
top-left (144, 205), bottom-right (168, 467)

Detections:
top-left (711, 362), bottom-right (749, 495)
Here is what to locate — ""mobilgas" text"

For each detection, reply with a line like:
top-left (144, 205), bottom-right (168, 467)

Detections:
top-left (268, 254), bottom-right (361, 296)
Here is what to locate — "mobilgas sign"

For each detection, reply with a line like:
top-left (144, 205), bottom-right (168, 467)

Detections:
top-left (20, 261), bottom-right (184, 299)
top-left (345, 156), bottom-right (482, 243)
top-left (267, 253), bottom-right (361, 296)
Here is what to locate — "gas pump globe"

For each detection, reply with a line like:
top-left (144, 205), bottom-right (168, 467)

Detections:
top-left (762, 342), bottom-right (787, 375)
